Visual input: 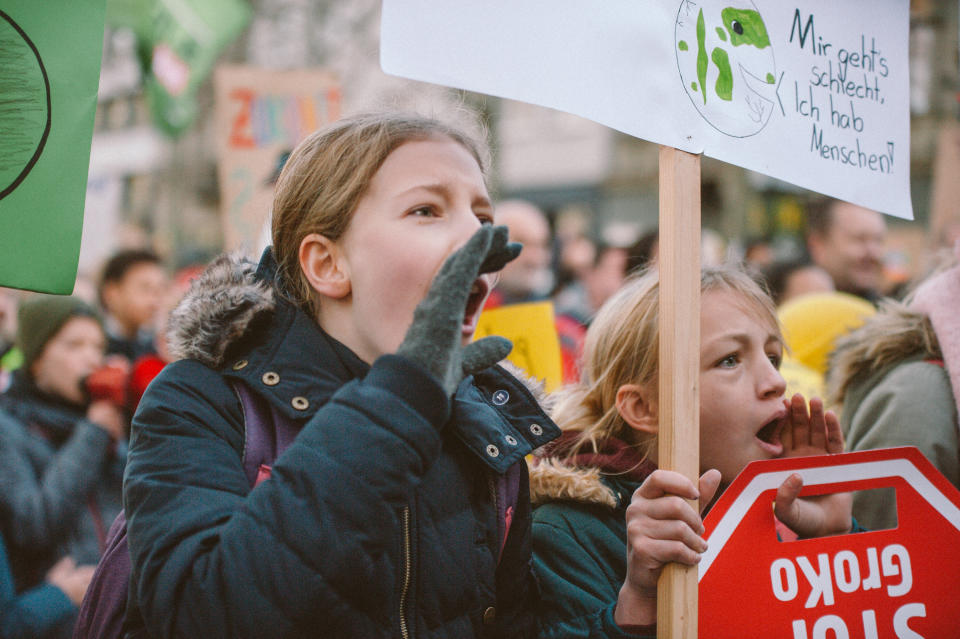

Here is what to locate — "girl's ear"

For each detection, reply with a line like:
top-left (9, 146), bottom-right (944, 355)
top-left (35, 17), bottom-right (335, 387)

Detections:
top-left (615, 383), bottom-right (658, 435)
top-left (298, 233), bottom-right (351, 299)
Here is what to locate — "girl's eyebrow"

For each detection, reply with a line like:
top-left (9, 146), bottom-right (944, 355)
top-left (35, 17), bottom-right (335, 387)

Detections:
top-left (705, 332), bottom-right (781, 348)
top-left (705, 332), bottom-right (751, 346)
top-left (395, 183), bottom-right (493, 209)
top-left (395, 183), bottom-right (450, 199)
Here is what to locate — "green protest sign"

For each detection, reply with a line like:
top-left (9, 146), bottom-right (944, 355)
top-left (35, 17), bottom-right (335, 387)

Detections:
top-left (0, 0), bottom-right (106, 293)
top-left (144, 0), bottom-right (251, 137)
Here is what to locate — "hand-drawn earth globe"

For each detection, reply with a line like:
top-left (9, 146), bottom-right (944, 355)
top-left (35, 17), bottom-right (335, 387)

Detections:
top-left (675, 0), bottom-right (778, 138)
top-left (0, 11), bottom-right (50, 201)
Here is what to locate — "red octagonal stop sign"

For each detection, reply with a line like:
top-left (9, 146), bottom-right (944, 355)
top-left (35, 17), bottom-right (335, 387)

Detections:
top-left (700, 447), bottom-right (960, 638)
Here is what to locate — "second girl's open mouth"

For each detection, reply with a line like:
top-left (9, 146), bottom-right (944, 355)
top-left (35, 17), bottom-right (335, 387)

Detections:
top-left (755, 413), bottom-right (785, 456)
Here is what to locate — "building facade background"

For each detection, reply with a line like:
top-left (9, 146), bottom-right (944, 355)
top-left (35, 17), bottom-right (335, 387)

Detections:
top-left (81, 0), bottom-right (959, 290)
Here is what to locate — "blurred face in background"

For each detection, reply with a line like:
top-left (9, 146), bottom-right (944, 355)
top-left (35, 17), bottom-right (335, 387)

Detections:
top-left (102, 262), bottom-right (168, 335)
top-left (31, 316), bottom-right (106, 404)
top-left (586, 246), bottom-right (628, 313)
top-left (781, 265), bottom-right (834, 305)
top-left (808, 202), bottom-right (886, 297)
top-left (495, 200), bottom-right (553, 299)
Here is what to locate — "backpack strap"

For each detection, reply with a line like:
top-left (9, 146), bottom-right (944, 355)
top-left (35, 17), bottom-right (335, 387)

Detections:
top-left (230, 379), bottom-right (301, 487)
top-left (72, 512), bottom-right (134, 639)
top-left (73, 379), bottom-right (304, 639)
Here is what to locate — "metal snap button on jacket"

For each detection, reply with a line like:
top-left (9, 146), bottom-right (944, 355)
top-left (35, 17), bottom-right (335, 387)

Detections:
top-left (529, 423), bottom-right (543, 436)
top-left (232, 359), bottom-right (248, 371)
top-left (291, 396), bottom-right (309, 410)
top-left (491, 390), bottom-right (509, 405)
top-left (485, 444), bottom-right (500, 458)
top-left (262, 371), bottom-right (280, 386)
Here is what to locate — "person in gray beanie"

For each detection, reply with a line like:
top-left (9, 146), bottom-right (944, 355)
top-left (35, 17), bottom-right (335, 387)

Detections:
top-left (0, 295), bottom-right (126, 636)
top-left (15, 296), bottom-right (101, 378)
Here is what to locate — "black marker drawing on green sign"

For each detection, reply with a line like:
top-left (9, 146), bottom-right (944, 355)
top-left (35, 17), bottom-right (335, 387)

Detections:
top-left (675, 0), bottom-right (782, 138)
top-left (0, 10), bottom-right (51, 201)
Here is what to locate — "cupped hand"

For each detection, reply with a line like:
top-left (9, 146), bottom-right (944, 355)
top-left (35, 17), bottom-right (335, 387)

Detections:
top-left (780, 394), bottom-right (844, 457)
top-left (775, 393), bottom-right (852, 538)
top-left (396, 225), bottom-right (520, 396)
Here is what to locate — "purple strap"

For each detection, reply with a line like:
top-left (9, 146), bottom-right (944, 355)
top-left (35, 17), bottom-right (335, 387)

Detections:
top-left (72, 513), bottom-right (133, 638)
top-left (232, 380), bottom-right (301, 487)
top-left (72, 379), bottom-right (302, 639)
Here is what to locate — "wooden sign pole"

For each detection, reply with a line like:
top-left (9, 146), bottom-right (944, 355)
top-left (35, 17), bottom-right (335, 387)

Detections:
top-left (656, 145), bottom-right (701, 638)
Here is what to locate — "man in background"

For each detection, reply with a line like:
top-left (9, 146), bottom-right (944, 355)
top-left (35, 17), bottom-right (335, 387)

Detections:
top-left (488, 199), bottom-right (554, 306)
top-left (98, 249), bottom-right (167, 363)
top-left (806, 199), bottom-right (887, 303)
top-left (553, 242), bottom-right (628, 327)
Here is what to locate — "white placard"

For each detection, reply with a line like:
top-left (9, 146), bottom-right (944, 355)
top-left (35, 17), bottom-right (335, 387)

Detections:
top-left (381, 0), bottom-right (912, 220)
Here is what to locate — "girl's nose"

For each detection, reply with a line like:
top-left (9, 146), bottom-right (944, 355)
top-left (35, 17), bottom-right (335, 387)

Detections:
top-left (759, 358), bottom-right (787, 399)
top-left (449, 209), bottom-right (486, 251)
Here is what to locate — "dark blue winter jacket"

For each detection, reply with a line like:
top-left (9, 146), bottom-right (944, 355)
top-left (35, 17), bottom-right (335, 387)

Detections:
top-left (123, 251), bottom-right (559, 638)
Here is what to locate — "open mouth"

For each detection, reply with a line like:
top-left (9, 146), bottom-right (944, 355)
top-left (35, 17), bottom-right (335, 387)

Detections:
top-left (462, 277), bottom-right (490, 334)
top-left (755, 413), bottom-right (785, 456)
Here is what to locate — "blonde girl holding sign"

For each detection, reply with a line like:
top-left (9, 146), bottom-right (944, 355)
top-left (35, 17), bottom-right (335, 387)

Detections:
top-left (531, 265), bottom-right (853, 638)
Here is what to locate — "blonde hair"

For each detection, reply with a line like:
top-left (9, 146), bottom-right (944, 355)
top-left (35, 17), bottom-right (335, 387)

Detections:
top-left (550, 263), bottom-right (781, 466)
top-left (271, 111), bottom-right (490, 317)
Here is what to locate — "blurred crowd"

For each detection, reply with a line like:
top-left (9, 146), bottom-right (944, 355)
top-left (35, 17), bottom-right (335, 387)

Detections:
top-left (0, 191), bottom-right (957, 637)
top-left (0, 250), bottom-right (200, 638)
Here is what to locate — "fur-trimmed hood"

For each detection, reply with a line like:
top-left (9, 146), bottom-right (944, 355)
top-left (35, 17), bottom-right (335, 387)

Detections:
top-left (528, 428), bottom-right (657, 509)
top-left (166, 252), bottom-right (276, 368)
top-left (830, 245), bottom-right (959, 412)
top-left (827, 299), bottom-right (939, 408)
top-left (528, 458), bottom-right (620, 509)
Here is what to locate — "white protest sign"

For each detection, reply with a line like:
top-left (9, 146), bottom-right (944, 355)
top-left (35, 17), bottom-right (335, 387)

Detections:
top-left (381, 0), bottom-right (912, 220)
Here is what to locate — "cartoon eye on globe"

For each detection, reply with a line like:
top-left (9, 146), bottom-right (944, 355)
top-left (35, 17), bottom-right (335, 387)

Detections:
top-left (675, 0), bottom-right (778, 138)
top-left (0, 10), bottom-right (51, 201)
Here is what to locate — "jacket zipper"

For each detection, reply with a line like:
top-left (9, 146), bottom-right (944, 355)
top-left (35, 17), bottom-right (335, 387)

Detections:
top-left (399, 505), bottom-right (412, 639)
top-left (488, 475), bottom-right (501, 554)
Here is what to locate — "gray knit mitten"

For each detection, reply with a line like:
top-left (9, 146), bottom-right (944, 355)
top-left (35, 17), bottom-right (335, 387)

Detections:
top-left (396, 225), bottom-right (520, 396)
